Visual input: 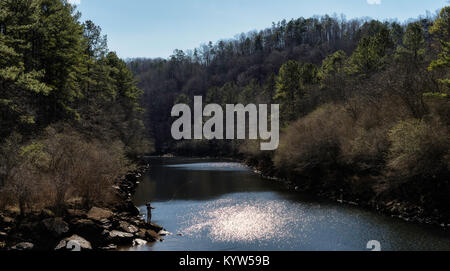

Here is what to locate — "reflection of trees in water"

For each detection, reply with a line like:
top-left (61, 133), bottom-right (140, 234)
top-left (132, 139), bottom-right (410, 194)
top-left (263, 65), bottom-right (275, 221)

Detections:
top-left (133, 161), bottom-right (281, 205)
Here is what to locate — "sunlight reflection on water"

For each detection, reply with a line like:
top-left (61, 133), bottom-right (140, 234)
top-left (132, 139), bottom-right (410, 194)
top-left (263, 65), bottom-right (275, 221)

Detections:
top-left (182, 199), bottom-right (306, 243)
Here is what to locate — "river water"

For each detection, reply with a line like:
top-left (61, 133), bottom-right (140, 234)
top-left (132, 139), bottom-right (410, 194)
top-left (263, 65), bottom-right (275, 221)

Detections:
top-left (129, 157), bottom-right (450, 251)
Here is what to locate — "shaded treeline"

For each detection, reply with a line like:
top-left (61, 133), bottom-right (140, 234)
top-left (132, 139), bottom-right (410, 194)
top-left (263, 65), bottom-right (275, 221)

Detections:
top-left (129, 9), bottom-right (449, 217)
top-left (0, 0), bottom-right (151, 215)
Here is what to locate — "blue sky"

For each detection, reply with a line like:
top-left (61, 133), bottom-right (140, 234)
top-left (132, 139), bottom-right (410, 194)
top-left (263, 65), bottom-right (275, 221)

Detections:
top-left (70, 0), bottom-right (448, 59)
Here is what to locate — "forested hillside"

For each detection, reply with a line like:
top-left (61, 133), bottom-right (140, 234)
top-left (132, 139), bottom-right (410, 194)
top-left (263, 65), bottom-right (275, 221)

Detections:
top-left (129, 8), bottom-right (449, 218)
top-left (0, 0), bottom-right (150, 215)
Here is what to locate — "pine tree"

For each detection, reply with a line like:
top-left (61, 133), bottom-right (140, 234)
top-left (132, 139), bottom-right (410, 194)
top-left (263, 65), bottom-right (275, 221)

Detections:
top-left (429, 7), bottom-right (450, 91)
top-left (275, 60), bottom-right (302, 124)
top-left (392, 22), bottom-right (428, 118)
top-left (0, 0), bottom-right (51, 139)
top-left (34, 0), bottom-right (86, 124)
top-left (347, 24), bottom-right (393, 77)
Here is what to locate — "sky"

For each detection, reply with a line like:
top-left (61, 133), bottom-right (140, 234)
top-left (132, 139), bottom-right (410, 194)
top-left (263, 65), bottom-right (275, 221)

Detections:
top-left (70, 0), bottom-right (448, 59)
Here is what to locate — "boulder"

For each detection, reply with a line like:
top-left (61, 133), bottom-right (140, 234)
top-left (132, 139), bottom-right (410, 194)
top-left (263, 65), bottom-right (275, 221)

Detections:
top-left (55, 235), bottom-right (92, 251)
top-left (17, 222), bottom-right (40, 239)
top-left (42, 218), bottom-right (69, 237)
top-left (72, 219), bottom-right (103, 240)
top-left (145, 222), bottom-right (164, 233)
top-left (129, 218), bottom-right (146, 227)
top-left (117, 212), bottom-right (132, 220)
top-left (99, 218), bottom-right (112, 230)
top-left (87, 207), bottom-right (114, 221)
top-left (390, 203), bottom-right (402, 215)
top-left (108, 230), bottom-right (134, 245)
top-left (101, 229), bottom-right (110, 240)
top-left (0, 231), bottom-right (7, 241)
top-left (145, 229), bottom-right (161, 242)
top-left (2, 216), bottom-right (14, 226)
top-left (158, 230), bottom-right (171, 236)
top-left (115, 200), bottom-right (140, 216)
top-left (11, 242), bottom-right (34, 251)
top-left (132, 239), bottom-right (147, 247)
top-left (135, 229), bottom-right (146, 239)
top-left (119, 221), bottom-right (139, 234)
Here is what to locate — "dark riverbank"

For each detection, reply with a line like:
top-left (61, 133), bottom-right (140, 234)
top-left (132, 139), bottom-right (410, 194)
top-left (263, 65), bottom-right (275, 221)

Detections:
top-left (0, 164), bottom-right (164, 251)
top-left (245, 158), bottom-right (450, 230)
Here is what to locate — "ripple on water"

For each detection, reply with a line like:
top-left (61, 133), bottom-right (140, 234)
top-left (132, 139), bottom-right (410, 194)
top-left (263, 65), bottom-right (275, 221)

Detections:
top-left (181, 198), bottom-right (310, 243)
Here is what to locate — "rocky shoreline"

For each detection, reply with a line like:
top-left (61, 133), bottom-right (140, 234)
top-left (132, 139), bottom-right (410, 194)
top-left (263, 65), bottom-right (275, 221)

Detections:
top-left (0, 164), bottom-right (165, 251)
top-left (251, 167), bottom-right (450, 230)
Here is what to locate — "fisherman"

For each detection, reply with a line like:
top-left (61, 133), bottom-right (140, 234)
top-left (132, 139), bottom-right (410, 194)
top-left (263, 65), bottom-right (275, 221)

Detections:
top-left (146, 202), bottom-right (155, 223)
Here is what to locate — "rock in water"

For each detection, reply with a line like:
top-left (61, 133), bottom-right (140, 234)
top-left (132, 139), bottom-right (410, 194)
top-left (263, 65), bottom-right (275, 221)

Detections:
top-left (158, 230), bottom-right (171, 236)
top-left (135, 229), bottom-right (146, 239)
top-left (145, 229), bottom-right (162, 242)
top-left (108, 230), bottom-right (134, 245)
top-left (87, 207), bottom-right (114, 221)
top-left (11, 242), bottom-right (34, 251)
top-left (55, 235), bottom-right (92, 251)
top-left (146, 222), bottom-right (164, 232)
top-left (132, 239), bottom-right (147, 247)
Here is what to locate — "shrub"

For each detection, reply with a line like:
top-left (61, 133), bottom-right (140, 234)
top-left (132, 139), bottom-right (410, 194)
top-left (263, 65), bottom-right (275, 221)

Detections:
top-left (424, 93), bottom-right (450, 126)
top-left (0, 133), bottom-right (22, 188)
top-left (239, 140), bottom-right (275, 175)
top-left (274, 104), bottom-right (352, 177)
top-left (0, 126), bottom-right (135, 214)
top-left (70, 139), bottom-right (134, 209)
top-left (37, 127), bottom-right (135, 211)
top-left (0, 137), bottom-right (52, 215)
top-left (339, 93), bottom-right (408, 168)
top-left (387, 119), bottom-right (449, 179)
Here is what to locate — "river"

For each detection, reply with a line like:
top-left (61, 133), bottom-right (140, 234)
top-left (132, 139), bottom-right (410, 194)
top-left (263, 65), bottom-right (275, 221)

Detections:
top-left (127, 157), bottom-right (450, 251)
